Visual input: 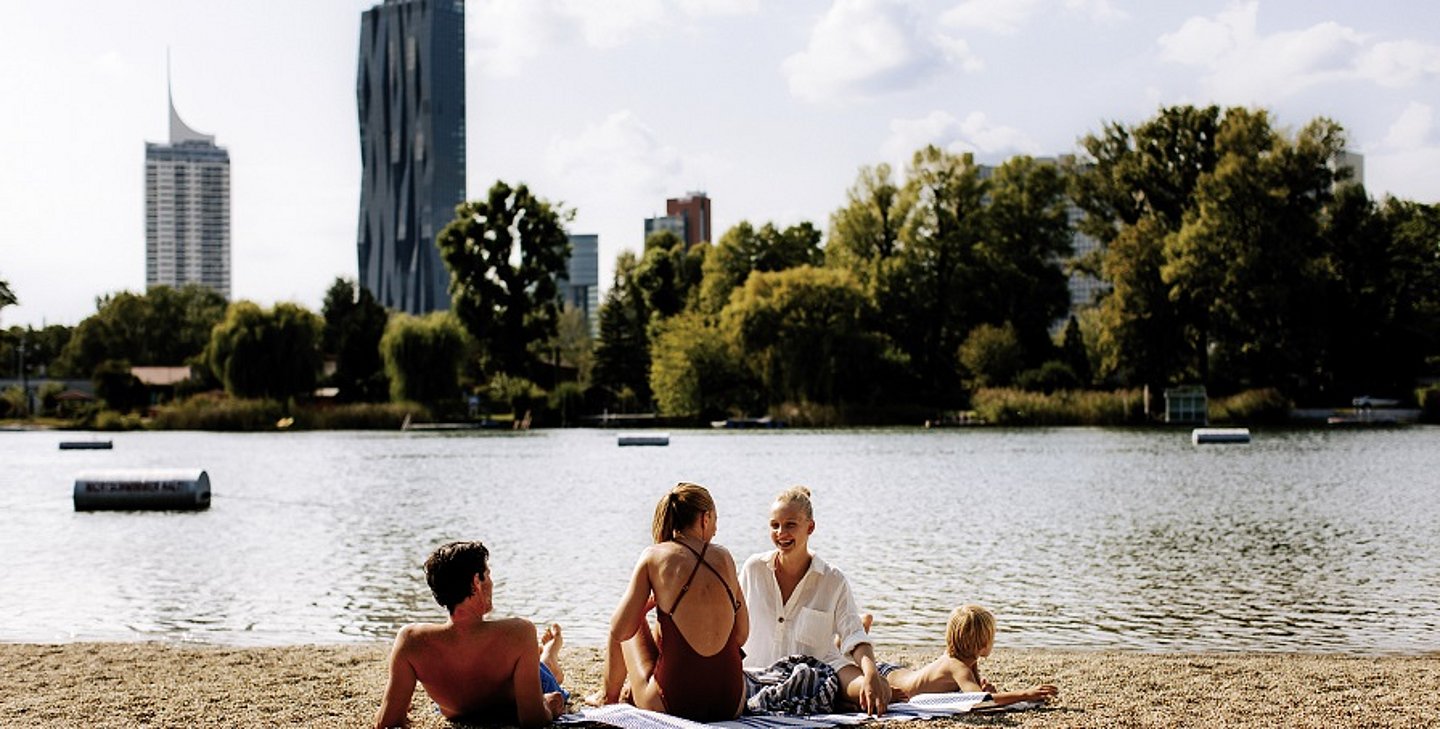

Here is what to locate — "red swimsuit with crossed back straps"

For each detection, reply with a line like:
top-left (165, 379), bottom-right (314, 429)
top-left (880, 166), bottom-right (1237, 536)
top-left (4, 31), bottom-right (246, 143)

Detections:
top-left (652, 540), bottom-right (745, 721)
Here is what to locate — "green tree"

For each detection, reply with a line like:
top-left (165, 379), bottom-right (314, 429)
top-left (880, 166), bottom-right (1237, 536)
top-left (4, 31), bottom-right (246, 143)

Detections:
top-left (321, 278), bottom-right (390, 401)
top-left (553, 304), bottom-right (595, 387)
top-left (1059, 315), bottom-right (1092, 387)
top-left (0, 277), bottom-right (16, 319)
top-left (1321, 194), bottom-right (1440, 396)
top-left (649, 312), bottom-right (757, 419)
top-left (635, 230), bottom-right (707, 319)
top-left (826, 163), bottom-right (909, 289)
top-left (958, 322), bottom-right (1023, 389)
top-left (379, 312), bottom-right (470, 406)
top-left (973, 155), bottom-right (1073, 359)
top-left (883, 146), bottom-right (988, 398)
top-left (1070, 106), bottom-right (1225, 398)
top-left (592, 251), bottom-right (653, 410)
top-left (93, 359), bottom-right (148, 413)
top-left (1, 324), bottom-right (72, 379)
top-left (1163, 111), bottom-right (1345, 391)
top-left (437, 181), bottom-right (571, 380)
top-left (698, 221), bottom-right (822, 313)
top-left (58, 285), bottom-right (227, 377)
top-left (721, 266), bottom-right (892, 407)
top-left (205, 301), bottom-right (323, 400)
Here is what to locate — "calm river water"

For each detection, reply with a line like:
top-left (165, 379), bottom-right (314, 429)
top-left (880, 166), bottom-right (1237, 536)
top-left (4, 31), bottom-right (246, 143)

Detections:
top-left (1, 427), bottom-right (1437, 653)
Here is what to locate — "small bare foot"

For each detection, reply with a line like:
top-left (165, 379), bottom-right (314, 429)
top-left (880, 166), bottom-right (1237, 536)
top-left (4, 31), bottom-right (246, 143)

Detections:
top-left (540, 623), bottom-right (565, 684)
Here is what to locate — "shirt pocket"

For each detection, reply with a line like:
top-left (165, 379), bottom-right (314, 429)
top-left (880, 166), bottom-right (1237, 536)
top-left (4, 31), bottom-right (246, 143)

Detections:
top-left (793, 607), bottom-right (832, 652)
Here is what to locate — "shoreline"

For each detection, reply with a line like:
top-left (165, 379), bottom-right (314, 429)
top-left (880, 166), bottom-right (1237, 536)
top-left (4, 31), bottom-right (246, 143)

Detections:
top-left (4, 642), bottom-right (1438, 727)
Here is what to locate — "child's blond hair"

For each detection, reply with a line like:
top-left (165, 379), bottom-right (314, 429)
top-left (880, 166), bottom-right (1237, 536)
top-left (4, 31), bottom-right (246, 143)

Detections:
top-left (945, 604), bottom-right (995, 660)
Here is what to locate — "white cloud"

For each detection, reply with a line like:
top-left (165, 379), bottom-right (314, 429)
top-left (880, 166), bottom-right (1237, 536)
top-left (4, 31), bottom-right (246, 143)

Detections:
top-left (1062, 0), bottom-right (1126, 24)
top-left (1355, 40), bottom-right (1440, 88)
top-left (469, 0), bottom-right (566, 77)
top-left (881, 110), bottom-right (1041, 165)
top-left (1366, 103), bottom-right (1440, 202)
top-left (469, 0), bottom-right (759, 77)
top-left (1375, 102), bottom-right (1433, 150)
top-left (676, 0), bottom-right (760, 16)
top-left (547, 110), bottom-right (683, 199)
top-left (1158, 1), bottom-right (1440, 103)
top-left (940, 0), bottom-right (1123, 35)
top-left (940, 0), bottom-right (1043, 35)
top-left (784, 0), bottom-right (977, 103)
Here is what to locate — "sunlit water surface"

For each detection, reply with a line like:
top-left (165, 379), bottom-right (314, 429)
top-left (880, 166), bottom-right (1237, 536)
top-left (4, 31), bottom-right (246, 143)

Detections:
top-left (2, 427), bottom-right (1437, 653)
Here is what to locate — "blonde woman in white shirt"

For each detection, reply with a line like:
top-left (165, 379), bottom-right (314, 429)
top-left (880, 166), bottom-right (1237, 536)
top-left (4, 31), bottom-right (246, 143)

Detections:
top-left (738, 486), bottom-right (893, 715)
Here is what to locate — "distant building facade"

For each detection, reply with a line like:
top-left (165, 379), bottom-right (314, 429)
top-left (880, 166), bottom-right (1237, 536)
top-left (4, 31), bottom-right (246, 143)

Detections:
top-left (642, 214), bottom-right (686, 244)
top-left (145, 88), bottom-right (230, 299)
top-left (565, 234), bottom-right (600, 337)
top-left (667, 191), bottom-right (711, 247)
top-left (644, 191), bottom-right (711, 248)
top-left (356, 0), bottom-right (466, 314)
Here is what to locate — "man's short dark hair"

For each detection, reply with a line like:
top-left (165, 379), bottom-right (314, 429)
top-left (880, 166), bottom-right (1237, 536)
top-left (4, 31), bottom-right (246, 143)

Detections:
top-left (424, 541), bottom-right (489, 614)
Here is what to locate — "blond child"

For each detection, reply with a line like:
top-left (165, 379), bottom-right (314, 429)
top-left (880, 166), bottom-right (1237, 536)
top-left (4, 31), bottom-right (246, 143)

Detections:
top-left (883, 604), bottom-right (1057, 707)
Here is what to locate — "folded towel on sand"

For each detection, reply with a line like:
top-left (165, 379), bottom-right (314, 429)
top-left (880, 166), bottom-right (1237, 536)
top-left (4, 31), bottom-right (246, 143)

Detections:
top-left (557, 692), bottom-right (1038, 729)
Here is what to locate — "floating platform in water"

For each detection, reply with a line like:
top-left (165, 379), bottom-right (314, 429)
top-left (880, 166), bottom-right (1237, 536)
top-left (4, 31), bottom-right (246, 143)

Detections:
top-left (60, 440), bottom-right (113, 450)
top-left (73, 469), bottom-right (211, 511)
top-left (618, 432), bottom-right (670, 447)
top-left (1192, 427), bottom-right (1251, 445)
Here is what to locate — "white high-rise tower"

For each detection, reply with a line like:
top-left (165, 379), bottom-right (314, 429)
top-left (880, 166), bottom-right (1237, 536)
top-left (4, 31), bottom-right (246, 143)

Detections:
top-left (145, 68), bottom-right (231, 299)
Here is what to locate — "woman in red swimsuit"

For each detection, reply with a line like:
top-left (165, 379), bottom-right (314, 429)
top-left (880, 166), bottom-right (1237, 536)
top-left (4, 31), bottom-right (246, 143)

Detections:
top-left (597, 482), bottom-right (750, 721)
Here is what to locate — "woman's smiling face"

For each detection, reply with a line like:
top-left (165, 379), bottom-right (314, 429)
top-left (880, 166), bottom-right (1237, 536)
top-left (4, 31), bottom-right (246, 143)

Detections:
top-left (768, 500), bottom-right (814, 554)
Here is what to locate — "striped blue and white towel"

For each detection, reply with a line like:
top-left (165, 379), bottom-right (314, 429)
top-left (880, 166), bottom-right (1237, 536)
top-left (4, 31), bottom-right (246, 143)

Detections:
top-left (556, 692), bottom-right (1001, 729)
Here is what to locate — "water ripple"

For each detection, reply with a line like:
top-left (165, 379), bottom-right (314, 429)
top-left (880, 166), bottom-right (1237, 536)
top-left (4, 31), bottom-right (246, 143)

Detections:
top-left (2, 427), bottom-right (1438, 652)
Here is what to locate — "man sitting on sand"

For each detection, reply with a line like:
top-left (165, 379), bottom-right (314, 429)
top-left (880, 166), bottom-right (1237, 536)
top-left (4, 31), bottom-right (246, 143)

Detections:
top-left (374, 541), bottom-right (568, 729)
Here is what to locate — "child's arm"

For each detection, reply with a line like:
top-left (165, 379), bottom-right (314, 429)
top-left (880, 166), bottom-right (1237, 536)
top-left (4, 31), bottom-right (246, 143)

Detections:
top-left (987, 684), bottom-right (1058, 707)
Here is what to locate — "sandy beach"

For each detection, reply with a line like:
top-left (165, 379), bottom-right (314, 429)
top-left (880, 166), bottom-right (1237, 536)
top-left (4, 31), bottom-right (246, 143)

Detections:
top-left (3, 642), bottom-right (1438, 728)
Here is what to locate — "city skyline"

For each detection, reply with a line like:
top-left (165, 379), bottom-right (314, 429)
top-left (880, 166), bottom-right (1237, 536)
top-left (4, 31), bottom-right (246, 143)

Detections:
top-left (3, 1), bottom-right (1439, 328)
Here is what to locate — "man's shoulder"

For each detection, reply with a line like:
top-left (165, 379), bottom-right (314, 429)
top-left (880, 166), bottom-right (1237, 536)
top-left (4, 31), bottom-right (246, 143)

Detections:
top-left (484, 616), bottom-right (539, 643)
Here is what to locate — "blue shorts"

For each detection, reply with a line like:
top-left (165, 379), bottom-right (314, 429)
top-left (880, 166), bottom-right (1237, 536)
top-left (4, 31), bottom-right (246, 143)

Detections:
top-left (540, 662), bottom-right (569, 700)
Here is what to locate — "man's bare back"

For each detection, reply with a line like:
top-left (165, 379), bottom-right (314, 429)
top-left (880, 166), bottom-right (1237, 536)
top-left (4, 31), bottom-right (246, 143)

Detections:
top-left (375, 541), bottom-right (566, 729)
top-left (397, 617), bottom-right (537, 720)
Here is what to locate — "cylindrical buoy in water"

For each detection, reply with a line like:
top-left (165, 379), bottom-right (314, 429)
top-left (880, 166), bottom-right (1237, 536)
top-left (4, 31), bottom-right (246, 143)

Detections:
top-left (73, 469), bottom-right (211, 511)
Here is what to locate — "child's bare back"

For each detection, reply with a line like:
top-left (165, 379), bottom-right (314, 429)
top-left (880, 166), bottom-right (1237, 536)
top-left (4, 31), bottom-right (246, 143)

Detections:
top-left (883, 604), bottom-right (1057, 708)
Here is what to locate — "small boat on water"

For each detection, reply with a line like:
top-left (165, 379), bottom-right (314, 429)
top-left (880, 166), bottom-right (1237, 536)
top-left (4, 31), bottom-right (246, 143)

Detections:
top-left (59, 440), bottom-right (113, 450)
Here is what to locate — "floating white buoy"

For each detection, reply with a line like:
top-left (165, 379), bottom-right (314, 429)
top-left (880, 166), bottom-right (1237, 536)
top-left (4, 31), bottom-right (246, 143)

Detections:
top-left (1192, 427), bottom-right (1251, 445)
top-left (73, 469), bottom-right (211, 511)
top-left (618, 432), bottom-right (670, 447)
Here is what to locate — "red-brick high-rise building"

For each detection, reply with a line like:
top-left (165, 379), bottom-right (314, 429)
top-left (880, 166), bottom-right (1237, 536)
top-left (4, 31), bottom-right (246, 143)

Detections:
top-left (665, 191), bottom-right (711, 248)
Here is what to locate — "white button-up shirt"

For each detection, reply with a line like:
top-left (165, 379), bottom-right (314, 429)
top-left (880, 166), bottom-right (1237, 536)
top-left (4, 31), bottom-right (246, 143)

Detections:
top-left (738, 550), bottom-right (870, 672)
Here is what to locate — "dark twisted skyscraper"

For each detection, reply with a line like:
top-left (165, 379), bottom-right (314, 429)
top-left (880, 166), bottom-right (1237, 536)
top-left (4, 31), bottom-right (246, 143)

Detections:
top-left (357, 0), bottom-right (466, 314)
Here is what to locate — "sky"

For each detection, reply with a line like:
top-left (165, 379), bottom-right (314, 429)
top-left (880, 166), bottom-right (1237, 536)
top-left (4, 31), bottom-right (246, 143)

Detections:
top-left (2, 0), bottom-right (1439, 328)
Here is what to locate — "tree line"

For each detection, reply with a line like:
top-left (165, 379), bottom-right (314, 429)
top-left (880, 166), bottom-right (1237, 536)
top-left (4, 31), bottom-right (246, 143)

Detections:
top-left (3, 105), bottom-right (1438, 424)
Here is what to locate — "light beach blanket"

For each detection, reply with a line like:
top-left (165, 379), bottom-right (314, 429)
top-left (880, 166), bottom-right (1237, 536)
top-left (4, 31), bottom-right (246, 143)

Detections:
top-left (557, 692), bottom-right (1032, 729)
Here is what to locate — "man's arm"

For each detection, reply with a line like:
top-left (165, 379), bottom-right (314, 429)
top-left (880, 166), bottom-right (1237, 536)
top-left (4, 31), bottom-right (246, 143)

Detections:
top-left (374, 627), bottom-right (419, 729)
top-left (509, 620), bottom-right (561, 728)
